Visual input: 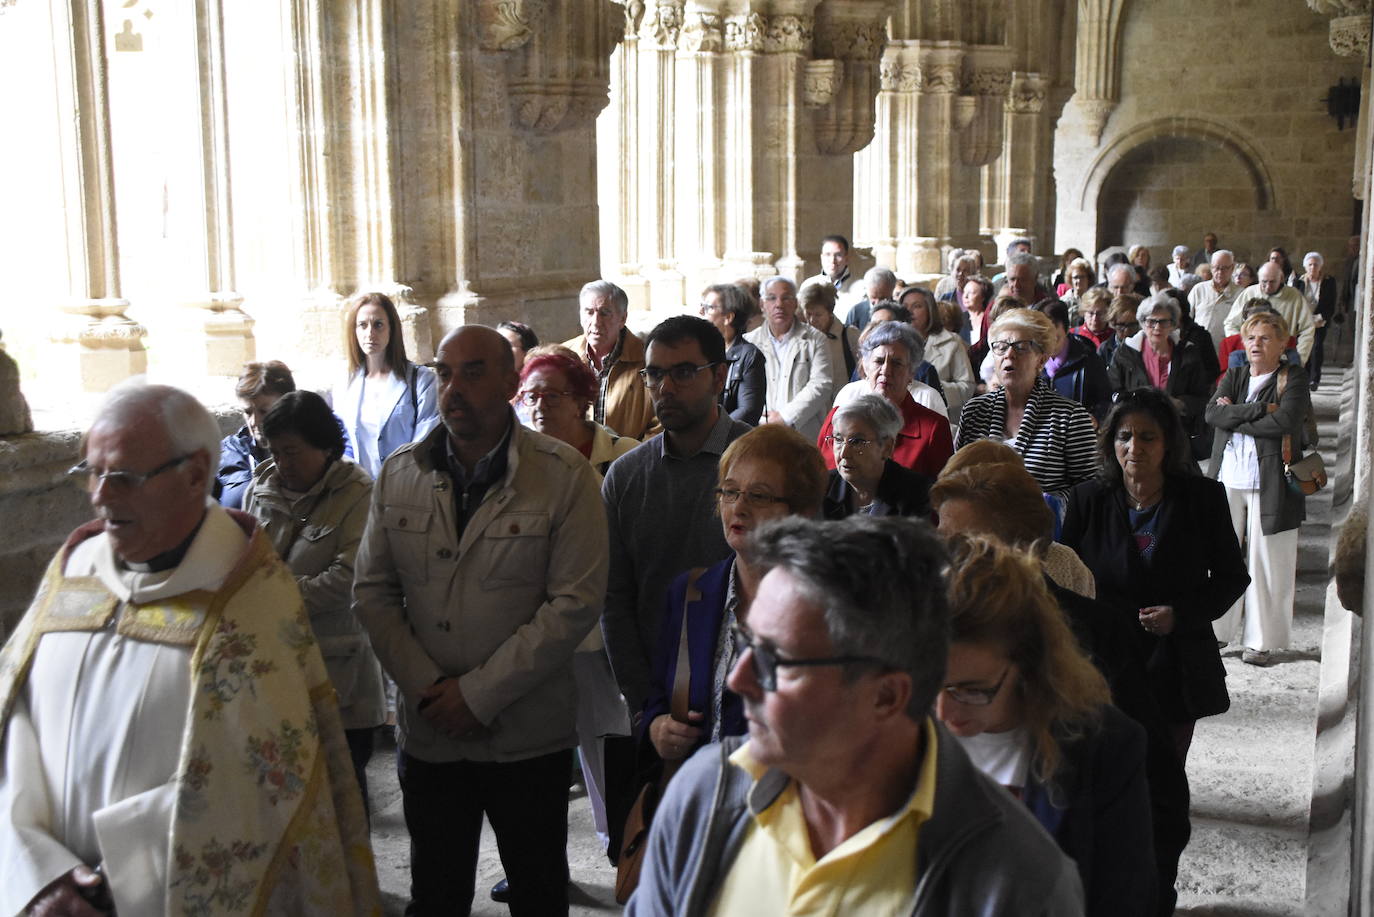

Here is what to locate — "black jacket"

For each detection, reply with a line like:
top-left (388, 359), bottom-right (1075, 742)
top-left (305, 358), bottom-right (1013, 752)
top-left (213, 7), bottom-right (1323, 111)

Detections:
top-left (1043, 334), bottom-right (1112, 421)
top-left (1293, 275), bottom-right (1337, 321)
top-left (1106, 335), bottom-right (1215, 456)
top-left (822, 460), bottom-right (932, 520)
top-left (1059, 474), bottom-right (1249, 722)
top-left (722, 338), bottom-right (765, 426)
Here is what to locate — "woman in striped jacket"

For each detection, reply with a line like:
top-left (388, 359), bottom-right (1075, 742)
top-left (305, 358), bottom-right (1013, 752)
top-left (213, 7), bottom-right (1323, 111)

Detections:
top-left (956, 309), bottom-right (1098, 502)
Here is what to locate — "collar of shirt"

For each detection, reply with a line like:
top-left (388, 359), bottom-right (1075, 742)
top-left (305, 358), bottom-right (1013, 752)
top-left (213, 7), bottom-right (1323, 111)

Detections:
top-left (587, 327), bottom-right (626, 376)
top-left (831, 267), bottom-right (850, 289)
top-left (443, 412), bottom-right (514, 491)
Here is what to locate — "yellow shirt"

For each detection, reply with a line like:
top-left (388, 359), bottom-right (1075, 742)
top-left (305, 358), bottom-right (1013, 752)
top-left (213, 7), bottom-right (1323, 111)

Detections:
top-left (708, 719), bottom-right (939, 916)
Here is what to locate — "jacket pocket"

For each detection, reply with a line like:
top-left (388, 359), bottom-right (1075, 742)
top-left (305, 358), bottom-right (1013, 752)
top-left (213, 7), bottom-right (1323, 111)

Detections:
top-left (382, 504), bottom-right (432, 584)
top-left (477, 511), bottom-right (550, 588)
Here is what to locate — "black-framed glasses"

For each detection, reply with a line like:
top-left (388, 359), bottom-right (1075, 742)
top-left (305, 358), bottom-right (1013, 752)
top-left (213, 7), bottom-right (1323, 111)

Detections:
top-left (638, 361), bottom-right (720, 388)
top-left (988, 340), bottom-right (1040, 356)
top-left (1142, 317), bottom-right (1176, 328)
top-left (822, 434), bottom-right (873, 453)
top-left (67, 454), bottom-right (193, 492)
top-left (941, 667), bottom-right (1011, 706)
top-left (517, 389), bottom-right (576, 407)
top-left (730, 623), bottom-right (889, 692)
top-left (715, 487), bottom-right (789, 508)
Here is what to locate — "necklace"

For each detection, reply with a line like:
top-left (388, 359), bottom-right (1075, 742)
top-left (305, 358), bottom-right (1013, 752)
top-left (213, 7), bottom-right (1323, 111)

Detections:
top-left (1125, 482), bottom-right (1163, 510)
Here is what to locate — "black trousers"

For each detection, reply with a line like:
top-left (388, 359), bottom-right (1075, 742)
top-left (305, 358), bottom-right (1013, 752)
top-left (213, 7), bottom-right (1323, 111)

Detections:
top-left (1306, 324), bottom-right (1328, 386)
top-left (345, 727), bottom-right (375, 815)
top-left (398, 748), bottom-right (572, 917)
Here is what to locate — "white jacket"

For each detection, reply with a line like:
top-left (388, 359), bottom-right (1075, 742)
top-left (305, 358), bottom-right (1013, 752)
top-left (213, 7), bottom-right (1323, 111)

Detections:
top-left (744, 320), bottom-right (835, 443)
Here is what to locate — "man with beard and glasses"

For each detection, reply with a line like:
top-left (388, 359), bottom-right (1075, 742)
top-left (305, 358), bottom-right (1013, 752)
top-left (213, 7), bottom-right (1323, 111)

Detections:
top-left (353, 325), bottom-right (608, 916)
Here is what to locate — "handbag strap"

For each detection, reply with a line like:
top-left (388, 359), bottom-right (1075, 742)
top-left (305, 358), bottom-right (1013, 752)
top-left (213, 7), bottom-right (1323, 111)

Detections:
top-left (670, 567), bottom-right (706, 725)
top-left (1276, 367), bottom-right (1293, 467)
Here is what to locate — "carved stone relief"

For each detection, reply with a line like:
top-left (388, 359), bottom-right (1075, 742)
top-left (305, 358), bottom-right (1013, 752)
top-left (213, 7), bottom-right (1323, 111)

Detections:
top-left (477, 0), bottom-right (541, 51)
top-left (639, 0), bottom-right (682, 50)
top-left (804, 60), bottom-right (845, 107)
top-left (679, 11), bottom-right (723, 53)
top-left (724, 12), bottom-right (766, 52)
top-left (497, 0), bottom-right (622, 133)
top-left (1007, 72), bottom-right (1048, 114)
top-left (1329, 13), bottom-right (1371, 56)
top-left (763, 14), bottom-right (813, 54)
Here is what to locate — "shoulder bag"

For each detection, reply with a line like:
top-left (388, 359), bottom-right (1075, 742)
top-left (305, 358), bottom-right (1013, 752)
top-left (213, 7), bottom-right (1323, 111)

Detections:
top-left (1276, 368), bottom-right (1327, 496)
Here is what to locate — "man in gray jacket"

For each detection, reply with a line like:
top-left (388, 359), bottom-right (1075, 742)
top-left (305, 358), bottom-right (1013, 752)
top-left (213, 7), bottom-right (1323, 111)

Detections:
top-left (353, 325), bottom-right (608, 917)
top-left (629, 516), bottom-right (1083, 916)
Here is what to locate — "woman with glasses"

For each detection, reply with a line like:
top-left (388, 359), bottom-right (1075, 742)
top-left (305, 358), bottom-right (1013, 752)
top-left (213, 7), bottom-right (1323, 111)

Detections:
top-left (642, 424), bottom-right (826, 763)
top-left (1057, 257), bottom-right (1097, 322)
top-left (517, 346), bottom-right (638, 476)
top-left (817, 321), bottom-right (954, 479)
top-left (335, 292), bottom-right (440, 479)
top-left (1060, 389), bottom-right (1248, 764)
top-left (957, 309), bottom-right (1097, 501)
top-left (700, 283), bottom-right (765, 425)
top-left (821, 394), bottom-right (932, 520)
top-left (1106, 294), bottom-right (1215, 459)
top-left (242, 391), bottom-right (386, 811)
top-left (1073, 287), bottom-right (1115, 352)
top-left (940, 534), bottom-right (1155, 917)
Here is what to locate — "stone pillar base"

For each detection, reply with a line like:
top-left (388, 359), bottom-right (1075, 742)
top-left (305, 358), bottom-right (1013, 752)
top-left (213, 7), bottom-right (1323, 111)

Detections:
top-left (175, 293), bottom-right (256, 377)
top-left (52, 298), bottom-right (148, 394)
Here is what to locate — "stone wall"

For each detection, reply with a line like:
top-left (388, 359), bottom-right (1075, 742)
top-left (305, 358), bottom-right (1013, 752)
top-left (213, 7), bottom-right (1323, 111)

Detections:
top-left (1054, 0), bottom-right (1363, 266)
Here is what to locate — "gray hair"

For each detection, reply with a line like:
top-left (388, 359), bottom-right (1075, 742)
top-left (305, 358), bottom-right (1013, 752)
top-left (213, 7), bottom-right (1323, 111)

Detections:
top-left (833, 393), bottom-right (903, 443)
top-left (947, 248), bottom-right (967, 271)
top-left (1137, 293), bottom-right (1181, 326)
top-left (744, 515), bottom-right (951, 719)
top-left (861, 319), bottom-right (925, 366)
top-left (92, 383), bottom-right (222, 497)
top-left (760, 275), bottom-right (797, 298)
top-left (1178, 273), bottom-right (1203, 294)
top-left (1172, 245), bottom-right (1189, 258)
top-left (1005, 237), bottom-right (1033, 257)
top-left (1211, 249), bottom-right (1235, 265)
top-left (864, 266), bottom-right (897, 287)
top-left (1006, 251), bottom-right (1037, 270)
top-left (1107, 263), bottom-right (1136, 285)
top-left (579, 280), bottom-right (629, 315)
top-left (1304, 251), bottom-right (1324, 266)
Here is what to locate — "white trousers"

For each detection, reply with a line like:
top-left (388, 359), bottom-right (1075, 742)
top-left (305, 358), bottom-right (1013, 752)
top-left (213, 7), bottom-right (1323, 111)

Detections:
top-left (1214, 486), bottom-right (1299, 651)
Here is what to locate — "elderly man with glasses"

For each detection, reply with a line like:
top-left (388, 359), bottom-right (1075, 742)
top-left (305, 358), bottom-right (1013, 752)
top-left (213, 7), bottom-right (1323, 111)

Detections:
top-left (0, 383), bottom-right (379, 916)
top-left (628, 516), bottom-right (1084, 916)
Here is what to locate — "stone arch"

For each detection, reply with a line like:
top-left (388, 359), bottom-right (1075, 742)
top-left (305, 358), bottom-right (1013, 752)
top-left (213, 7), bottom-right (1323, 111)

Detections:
top-left (1078, 116), bottom-right (1278, 214)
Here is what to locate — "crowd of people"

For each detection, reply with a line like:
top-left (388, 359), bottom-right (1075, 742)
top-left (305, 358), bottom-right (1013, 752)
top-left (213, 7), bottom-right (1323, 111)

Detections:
top-left (0, 228), bottom-right (1355, 916)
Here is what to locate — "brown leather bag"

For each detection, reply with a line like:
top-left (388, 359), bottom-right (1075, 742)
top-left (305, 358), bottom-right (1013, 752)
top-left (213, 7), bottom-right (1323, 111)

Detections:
top-left (614, 568), bottom-right (704, 904)
top-left (1277, 368), bottom-right (1328, 496)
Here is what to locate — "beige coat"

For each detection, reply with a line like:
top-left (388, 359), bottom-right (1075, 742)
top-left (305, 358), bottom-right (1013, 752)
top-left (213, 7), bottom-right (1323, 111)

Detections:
top-left (245, 458), bottom-right (386, 730)
top-left (352, 421), bottom-right (609, 762)
top-left (563, 329), bottom-right (661, 440)
top-left (744, 319), bottom-right (835, 442)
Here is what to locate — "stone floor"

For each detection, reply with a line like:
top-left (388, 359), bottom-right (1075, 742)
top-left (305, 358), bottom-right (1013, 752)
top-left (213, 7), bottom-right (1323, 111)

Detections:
top-left (364, 371), bottom-right (1346, 916)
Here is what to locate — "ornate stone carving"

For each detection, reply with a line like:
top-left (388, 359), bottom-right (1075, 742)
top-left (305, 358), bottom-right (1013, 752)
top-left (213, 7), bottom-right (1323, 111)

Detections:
top-left (880, 61), bottom-right (922, 93)
top-left (804, 60), bottom-right (845, 108)
top-left (1330, 13), bottom-right (1371, 56)
top-left (501, 0), bottom-right (621, 133)
top-left (923, 61), bottom-right (959, 94)
top-left (966, 68), bottom-right (1012, 97)
top-left (1006, 72), bottom-right (1048, 113)
top-left (477, 0), bottom-right (541, 52)
top-left (622, 0), bottom-right (645, 36)
top-left (1076, 97), bottom-right (1117, 144)
top-left (763, 14), bottom-right (812, 54)
top-left (679, 11), bottom-right (723, 53)
top-left (813, 21), bottom-right (887, 61)
top-left (1306, 0), bottom-right (1369, 14)
top-left (639, 0), bottom-right (682, 50)
top-left (724, 12), bottom-right (765, 52)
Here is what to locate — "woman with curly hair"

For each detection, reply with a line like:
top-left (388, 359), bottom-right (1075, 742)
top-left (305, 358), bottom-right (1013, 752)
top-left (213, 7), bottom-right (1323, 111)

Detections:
top-left (940, 534), bottom-right (1155, 917)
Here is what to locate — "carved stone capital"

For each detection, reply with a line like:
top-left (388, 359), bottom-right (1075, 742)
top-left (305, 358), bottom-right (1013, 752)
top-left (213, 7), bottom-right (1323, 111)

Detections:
top-left (679, 11), bottom-right (723, 53)
top-left (966, 67), bottom-right (1012, 97)
top-left (1006, 72), bottom-right (1048, 114)
top-left (763, 14), bottom-right (812, 54)
top-left (622, 0), bottom-right (645, 36)
top-left (879, 60), bottom-right (922, 93)
top-left (804, 59), bottom-right (845, 108)
top-left (1074, 97), bottom-right (1117, 144)
top-left (923, 61), bottom-right (960, 94)
top-left (477, 0), bottom-right (542, 52)
top-left (814, 20), bottom-right (887, 61)
top-left (639, 1), bottom-right (682, 50)
top-left (1306, 0), bottom-right (1369, 15)
top-left (1330, 13), bottom-right (1371, 56)
top-left (724, 12), bottom-right (765, 52)
top-left (500, 0), bottom-right (621, 133)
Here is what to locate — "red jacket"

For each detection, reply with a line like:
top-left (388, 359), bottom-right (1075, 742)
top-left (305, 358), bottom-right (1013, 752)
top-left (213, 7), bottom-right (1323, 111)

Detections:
top-left (1073, 325), bottom-right (1113, 352)
top-left (817, 397), bottom-right (954, 480)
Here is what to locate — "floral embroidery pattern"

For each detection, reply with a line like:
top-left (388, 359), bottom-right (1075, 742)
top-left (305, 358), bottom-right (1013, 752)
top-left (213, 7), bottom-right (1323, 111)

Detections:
top-left (177, 747), bottom-right (215, 820)
top-left (199, 619), bottom-right (276, 719)
top-left (278, 612), bottom-right (315, 670)
top-left (245, 720), bottom-right (310, 804)
top-left (171, 838), bottom-right (269, 915)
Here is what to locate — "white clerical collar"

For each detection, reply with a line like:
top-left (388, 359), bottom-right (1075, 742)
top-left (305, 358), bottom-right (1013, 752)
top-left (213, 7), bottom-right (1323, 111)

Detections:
top-left (92, 500), bottom-right (250, 604)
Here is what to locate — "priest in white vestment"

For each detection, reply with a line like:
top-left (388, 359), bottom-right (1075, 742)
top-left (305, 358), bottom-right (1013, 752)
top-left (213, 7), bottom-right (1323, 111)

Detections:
top-left (0, 384), bottom-right (380, 916)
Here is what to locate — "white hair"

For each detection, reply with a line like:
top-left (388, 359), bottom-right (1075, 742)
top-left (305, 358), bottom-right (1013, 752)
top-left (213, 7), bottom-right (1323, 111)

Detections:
top-left (834, 393), bottom-right (903, 443)
top-left (1107, 263), bottom-right (1136, 284)
top-left (1006, 251), bottom-right (1037, 270)
top-left (1211, 249), bottom-right (1235, 265)
top-left (1172, 245), bottom-right (1189, 258)
top-left (1137, 294), bottom-right (1181, 327)
top-left (93, 383), bottom-right (222, 497)
top-left (1304, 251), bottom-right (1323, 266)
top-left (760, 275), bottom-right (797, 297)
top-left (579, 279), bottom-right (629, 315)
top-left (864, 266), bottom-right (897, 286)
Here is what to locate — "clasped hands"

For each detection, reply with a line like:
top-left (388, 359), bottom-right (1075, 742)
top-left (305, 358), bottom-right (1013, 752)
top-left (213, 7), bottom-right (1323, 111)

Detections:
top-left (418, 677), bottom-right (481, 738)
top-left (1138, 605), bottom-right (1176, 636)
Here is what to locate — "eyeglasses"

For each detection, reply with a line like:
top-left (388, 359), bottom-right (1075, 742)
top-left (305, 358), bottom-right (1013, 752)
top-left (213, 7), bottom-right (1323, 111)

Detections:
top-left (822, 434), bottom-right (874, 453)
top-left (517, 389), bottom-right (576, 407)
top-left (1110, 322), bottom-right (1139, 332)
top-left (698, 303), bottom-right (720, 316)
top-left (941, 668), bottom-right (1011, 706)
top-left (988, 340), bottom-right (1040, 356)
top-left (638, 362), bottom-right (719, 388)
top-left (715, 487), bottom-right (789, 508)
top-left (730, 623), bottom-right (889, 692)
top-left (1142, 317), bottom-right (1176, 328)
top-left (68, 454), bottom-right (193, 492)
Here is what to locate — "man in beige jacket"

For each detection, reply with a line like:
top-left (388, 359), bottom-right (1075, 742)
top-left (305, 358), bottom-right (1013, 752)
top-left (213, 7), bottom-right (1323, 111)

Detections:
top-left (353, 325), bottom-right (609, 916)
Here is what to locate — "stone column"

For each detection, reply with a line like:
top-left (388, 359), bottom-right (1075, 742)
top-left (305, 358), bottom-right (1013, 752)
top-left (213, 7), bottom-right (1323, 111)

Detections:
top-left (719, 10), bottom-right (770, 281)
top-left (989, 70), bottom-right (1050, 256)
top-left (631, 1), bottom-right (685, 307)
top-left (598, 4), bottom-right (649, 309)
top-left (673, 5), bottom-right (725, 301)
top-left (49, 0), bottom-right (148, 394)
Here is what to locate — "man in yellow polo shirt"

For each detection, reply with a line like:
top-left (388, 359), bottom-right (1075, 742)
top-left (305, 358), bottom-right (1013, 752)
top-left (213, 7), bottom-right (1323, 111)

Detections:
top-left (627, 516), bottom-right (1084, 916)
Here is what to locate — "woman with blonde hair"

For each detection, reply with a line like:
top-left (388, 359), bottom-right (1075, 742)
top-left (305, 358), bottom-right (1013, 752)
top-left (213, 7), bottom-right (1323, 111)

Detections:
top-left (940, 534), bottom-right (1154, 917)
top-left (957, 308), bottom-right (1098, 501)
top-left (335, 292), bottom-right (439, 478)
